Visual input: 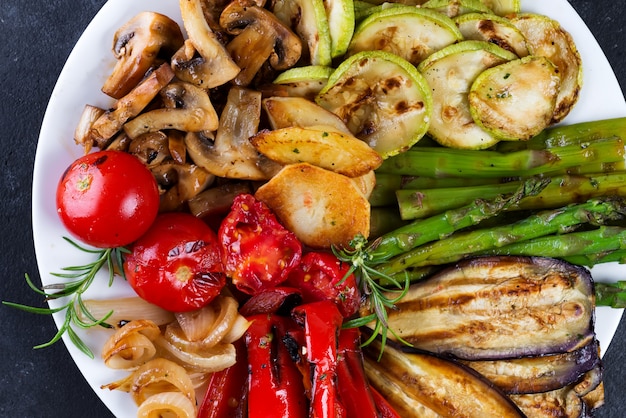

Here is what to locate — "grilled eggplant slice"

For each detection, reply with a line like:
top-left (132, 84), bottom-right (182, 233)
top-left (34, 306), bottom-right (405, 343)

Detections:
top-left (363, 339), bottom-right (526, 417)
top-left (461, 340), bottom-right (601, 394)
top-left (376, 256), bottom-right (595, 359)
top-left (509, 365), bottom-right (603, 418)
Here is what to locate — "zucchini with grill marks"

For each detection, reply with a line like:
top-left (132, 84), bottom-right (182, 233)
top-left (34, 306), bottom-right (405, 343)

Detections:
top-left (454, 12), bottom-right (529, 57)
top-left (347, 5), bottom-right (463, 65)
top-left (316, 50), bottom-right (432, 158)
top-left (469, 55), bottom-right (561, 141)
top-left (509, 13), bottom-right (583, 123)
top-left (417, 40), bottom-right (517, 149)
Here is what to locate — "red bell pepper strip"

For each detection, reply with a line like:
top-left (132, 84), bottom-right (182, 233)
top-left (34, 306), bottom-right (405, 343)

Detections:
top-left (246, 313), bottom-right (307, 418)
top-left (292, 300), bottom-right (345, 418)
top-left (287, 251), bottom-right (361, 318)
top-left (336, 328), bottom-right (378, 418)
top-left (370, 386), bottom-right (402, 418)
top-left (218, 194), bottom-right (302, 295)
top-left (198, 339), bottom-right (248, 418)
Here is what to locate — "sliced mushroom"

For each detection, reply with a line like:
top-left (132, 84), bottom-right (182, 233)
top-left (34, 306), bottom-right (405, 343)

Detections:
top-left (220, 1), bottom-right (302, 86)
top-left (151, 162), bottom-right (216, 212)
top-left (88, 63), bottom-right (175, 149)
top-left (184, 86), bottom-right (281, 180)
top-left (179, 0), bottom-right (240, 88)
top-left (102, 12), bottom-right (184, 99)
top-left (74, 104), bottom-right (106, 153)
top-left (128, 131), bottom-right (171, 167)
top-left (123, 81), bottom-right (219, 139)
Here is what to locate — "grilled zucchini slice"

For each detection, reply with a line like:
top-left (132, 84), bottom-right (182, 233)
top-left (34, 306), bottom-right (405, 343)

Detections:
top-left (469, 55), bottom-right (561, 141)
top-left (271, 65), bottom-right (334, 98)
top-left (316, 50), bottom-right (432, 158)
top-left (479, 0), bottom-right (520, 16)
top-left (509, 13), bottom-right (582, 123)
top-left (454, 12), bottom-right (529, 57)
top-left (272, 0), bottom-right (333, 66)
top-left (417, 40), bottom-right (517, 149)
top-left (323, 0), bottom-right (355, 57)
top-left (422, 0), bottom-right (492, 18)
top-left (347, 5), bottom-right (463, 65)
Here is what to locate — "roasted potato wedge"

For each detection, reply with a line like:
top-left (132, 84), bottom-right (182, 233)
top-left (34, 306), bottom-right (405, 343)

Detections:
top-left (250, 126), bottom-right (382, 177)
top-left (254, 163), bottom-right (370, 248)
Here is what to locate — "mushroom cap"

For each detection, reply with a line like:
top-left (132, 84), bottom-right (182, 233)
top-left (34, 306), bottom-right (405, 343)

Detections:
top-left (220, 2), bottom-right (302, 85)
top-left (102, 11), bottom-right (184, 99)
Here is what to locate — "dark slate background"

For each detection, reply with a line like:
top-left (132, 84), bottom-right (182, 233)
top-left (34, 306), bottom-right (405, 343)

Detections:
top-left (1, 0), bottom-right (624, 417)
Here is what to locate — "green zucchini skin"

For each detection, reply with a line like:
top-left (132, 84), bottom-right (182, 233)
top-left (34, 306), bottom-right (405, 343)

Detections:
top-left (378, 256), bottom-right (595, 360)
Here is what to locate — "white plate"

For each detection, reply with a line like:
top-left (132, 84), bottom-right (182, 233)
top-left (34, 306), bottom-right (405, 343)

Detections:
top-left (32, 0), bottom-right (626, 416)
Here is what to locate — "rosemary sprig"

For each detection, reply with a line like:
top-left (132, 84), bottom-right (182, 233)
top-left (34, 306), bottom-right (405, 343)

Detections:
top-left (3, 237), bottom-right (128, 358)
top-left (333, 234), bottom-right (412, 357)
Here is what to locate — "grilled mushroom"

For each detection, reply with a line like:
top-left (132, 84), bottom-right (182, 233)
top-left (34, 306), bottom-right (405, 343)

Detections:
top-left (102, 12), bottom-right (184, 99)
top-left (220, 1), bottom-right (302, 86)
top-left (179, 0), bottom-right (240, 88)
top-left (184, 86), bottom-right (281, 180)
top-left (88, 63), bottom-right (175, 149)
top-left (123, 81), bottom-right (219, 139)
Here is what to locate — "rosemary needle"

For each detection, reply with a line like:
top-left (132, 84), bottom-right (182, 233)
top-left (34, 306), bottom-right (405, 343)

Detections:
top-left (333, 234), bottom-right (412, 358)
top-left (3, 237), bottom-right (128, 358)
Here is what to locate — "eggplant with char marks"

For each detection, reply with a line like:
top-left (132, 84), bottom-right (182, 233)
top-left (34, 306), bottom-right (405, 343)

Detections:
top-left (368, 256), bottom-right (596, 360)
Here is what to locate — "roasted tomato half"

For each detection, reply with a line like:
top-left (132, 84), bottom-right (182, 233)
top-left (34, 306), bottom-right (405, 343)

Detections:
top-left (56, 150), bottom-right (160, 248)
top-left (124, 212), bottom-right (226, 312)
top-left (287, 251), bottom-right (361, 318)
top-left (219, 194), bottom-right (302, 295)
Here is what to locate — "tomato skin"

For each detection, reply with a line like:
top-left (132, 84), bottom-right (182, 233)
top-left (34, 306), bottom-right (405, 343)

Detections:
top-left (124, 212), bottom-right (226, 312)
top-left (219, 194), bottom-right (302, 295)
top-left (287, 251), bottom-right (361, 318)
top-left (56, 150), bottom-right (160, 248)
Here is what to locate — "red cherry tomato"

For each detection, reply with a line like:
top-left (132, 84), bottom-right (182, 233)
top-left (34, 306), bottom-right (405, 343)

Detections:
top-left (287, 251), bottom-right (361, 318)
top-left (56, 150), bottom-right (160, 248)
top-left (218, 194), bottom-right (302, 295)
top-left (124, 212), bottom-right (226, 312)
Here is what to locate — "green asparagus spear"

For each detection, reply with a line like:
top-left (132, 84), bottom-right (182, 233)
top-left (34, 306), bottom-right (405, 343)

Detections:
top-left (377, 137), bottom-right (625, 178)
top-left (376, 197), bottom-right (626, 276)
top-left (367, 177), bottom-right (550, 262)
top-left (496, 116), bottom-right (626, 152)
top-left (595, 281), bottom-right (626, 308)
top-left (473, 226), bottom-right (626, 260)
top-left (397, 172), bottom-right (626, 219)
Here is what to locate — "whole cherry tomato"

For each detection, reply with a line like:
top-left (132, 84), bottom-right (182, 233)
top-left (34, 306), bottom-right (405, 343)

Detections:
top-left (287, 251), bottom-right (361, 318)
top-left (218, 194), bottom-right (302, 295)
top-left (56, 150), bottom-right (160, 248)
top-left (124, 212), bottom-right (226, 312)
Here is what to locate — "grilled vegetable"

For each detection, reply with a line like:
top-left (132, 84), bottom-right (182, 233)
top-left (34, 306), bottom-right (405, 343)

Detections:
top-left (509, 13), bottom-right (582, 123)
top-left (377, 197), bottom-right (626, 275)
top-left (461, 340), bottom-right (601, 394)
top-left (346, 5), bottom-right (463, 65)
top-left (316, 50), bottom-right (432, 158)
top-left (417, 41), bottom-right (517, 149)
top-left (373, 256), bottom-right (596, 359)
top-left (454, 12), bottom-right (529, 57)
top-left (469, 55), bottom-right (561, 141)
top-left (363, 338), bottom-right (526, 417)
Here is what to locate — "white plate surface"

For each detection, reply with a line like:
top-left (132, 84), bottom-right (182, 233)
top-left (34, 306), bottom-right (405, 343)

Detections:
top-left (32, 0), bottom-right (626, 416)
